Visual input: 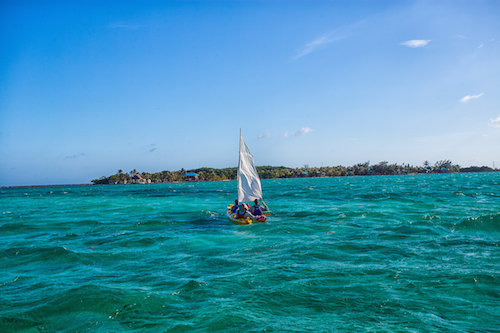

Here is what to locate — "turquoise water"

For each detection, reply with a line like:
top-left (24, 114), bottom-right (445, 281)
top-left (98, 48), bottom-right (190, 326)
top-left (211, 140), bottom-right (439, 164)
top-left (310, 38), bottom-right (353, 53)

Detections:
top-left (1, 173), bottom-right (499, 332)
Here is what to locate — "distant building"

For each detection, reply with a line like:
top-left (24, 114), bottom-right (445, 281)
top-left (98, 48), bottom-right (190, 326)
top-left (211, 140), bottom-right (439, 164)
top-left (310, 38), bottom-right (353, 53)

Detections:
top-left (300, 171), bottom-right (309, 177)
top-left (131, 173), bottom-right (150, 184)
top-left (366, 170), bottom-right (375, 175)
top-left (182, 172), bottom-right (199, 181)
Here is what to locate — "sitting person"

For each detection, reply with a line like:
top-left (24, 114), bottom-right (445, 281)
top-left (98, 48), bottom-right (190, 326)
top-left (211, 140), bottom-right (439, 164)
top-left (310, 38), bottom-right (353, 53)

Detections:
top-left (235, 203), bottom-right (255, 220)
top-left (251, 199), bottom-right (268, 215)
top-left (230, 199), bottom-right (239, 213)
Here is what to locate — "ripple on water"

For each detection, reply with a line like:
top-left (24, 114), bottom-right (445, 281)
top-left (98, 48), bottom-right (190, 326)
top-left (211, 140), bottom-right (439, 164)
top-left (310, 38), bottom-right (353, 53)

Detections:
top-left (0, 173), bottom-right (499, 331)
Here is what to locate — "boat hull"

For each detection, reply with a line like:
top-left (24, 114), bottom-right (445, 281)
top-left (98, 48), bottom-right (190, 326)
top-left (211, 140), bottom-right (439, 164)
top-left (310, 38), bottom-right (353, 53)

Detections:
top-left (227, 210), bottom-right (253, 225)
top-left (227, 205), bottom-right (266, 224)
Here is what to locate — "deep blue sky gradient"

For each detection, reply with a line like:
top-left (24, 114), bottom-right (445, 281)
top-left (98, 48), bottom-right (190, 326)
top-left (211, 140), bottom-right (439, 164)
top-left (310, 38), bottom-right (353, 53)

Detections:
top-left (1, 1), bottom-right (499, 186)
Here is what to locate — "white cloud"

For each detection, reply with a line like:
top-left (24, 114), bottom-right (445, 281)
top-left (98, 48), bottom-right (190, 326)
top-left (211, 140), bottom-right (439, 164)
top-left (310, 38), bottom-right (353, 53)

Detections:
top-left (284, 127), bottom-right (313, 137)
top-left (400, 40), bottom-right (431, 48)
top-left (490, 115), bottom-right (500, 128)
top-left (478, 43), bottom-right (484, 49)
top-left (293, 33), bottom-right (345, 60)
top-left (258, 131), bottom-right (271, 139)
top-left (295, 127), bottom-right (312, 136)
top-left (460, 93), bottom-right (484, 103)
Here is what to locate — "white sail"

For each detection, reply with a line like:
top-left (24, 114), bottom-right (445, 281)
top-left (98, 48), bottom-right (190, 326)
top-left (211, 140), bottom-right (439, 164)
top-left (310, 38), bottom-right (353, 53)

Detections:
top-left (237, 132), bottom-right (263, 203)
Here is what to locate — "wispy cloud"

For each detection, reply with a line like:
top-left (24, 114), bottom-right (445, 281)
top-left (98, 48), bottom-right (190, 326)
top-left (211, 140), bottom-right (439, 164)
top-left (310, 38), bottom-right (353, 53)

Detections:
top-left (295, 127), bottom-right (312, 136)
top-left (148, 144), bottom-right (158, 153)
top-left (460, 93), bottom-right (484, 103)
top-left (284, 127), bottom-right (313, 137)
top-left (400, 40), bottom-right (431, 48)
top-left (477, 38), bottom-right (496, 49)
top-left (258, 131), bottom-right (271, 139)
top-left (291, 20), bottom-right (368, 61)
top-left (292, 32), bottom-right (346, 60)
top-left (109, 23), bottom-right (140, 30)
top-left (490, 115), bottom-right (500, 128)
top-left (65, 153), bottom-right (86, 159)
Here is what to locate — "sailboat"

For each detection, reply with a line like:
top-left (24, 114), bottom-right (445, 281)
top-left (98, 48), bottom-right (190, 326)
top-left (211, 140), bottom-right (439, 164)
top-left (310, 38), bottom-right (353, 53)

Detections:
top-left (227, 130), bottom-right (269, 225)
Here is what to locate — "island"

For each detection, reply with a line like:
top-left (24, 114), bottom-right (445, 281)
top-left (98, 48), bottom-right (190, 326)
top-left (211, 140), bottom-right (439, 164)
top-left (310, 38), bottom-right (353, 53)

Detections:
top-left (91, 160), bottom-right (497, 185)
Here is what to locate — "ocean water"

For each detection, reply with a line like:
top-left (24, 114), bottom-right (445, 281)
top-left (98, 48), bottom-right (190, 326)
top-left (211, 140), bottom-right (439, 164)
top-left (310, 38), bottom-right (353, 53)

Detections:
top-left (1, 173), bottom-right (499, 332)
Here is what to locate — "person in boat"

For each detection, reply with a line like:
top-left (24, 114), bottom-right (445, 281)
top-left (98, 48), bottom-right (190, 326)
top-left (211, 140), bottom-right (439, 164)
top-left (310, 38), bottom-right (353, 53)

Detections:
top-left (235, 203), bottom-right (255, 220)
top-left (230, 199), bottom-right (239, 213)
top-left (251, 199), bottom-right (268, 215)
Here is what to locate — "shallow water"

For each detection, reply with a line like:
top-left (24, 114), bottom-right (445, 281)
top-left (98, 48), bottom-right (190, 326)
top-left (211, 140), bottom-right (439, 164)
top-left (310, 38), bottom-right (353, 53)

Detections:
top-left (1, 173), bottom-right (499, 332)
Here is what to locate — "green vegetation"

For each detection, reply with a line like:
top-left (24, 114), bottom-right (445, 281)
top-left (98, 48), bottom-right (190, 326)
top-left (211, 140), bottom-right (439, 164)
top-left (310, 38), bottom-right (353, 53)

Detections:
top-left (91, 160), bottom-right (497, 184)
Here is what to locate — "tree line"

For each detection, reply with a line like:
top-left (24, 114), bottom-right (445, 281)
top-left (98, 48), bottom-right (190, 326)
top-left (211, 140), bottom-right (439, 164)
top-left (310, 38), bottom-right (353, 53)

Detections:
top-left (91, 160), bottom-right (496, 184)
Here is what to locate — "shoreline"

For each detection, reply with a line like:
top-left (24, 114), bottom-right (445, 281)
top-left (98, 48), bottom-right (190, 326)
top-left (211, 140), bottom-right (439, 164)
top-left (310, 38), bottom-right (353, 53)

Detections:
top-left (2, 170), bottom-right (499, 189)
top-left (0, 184), bottom-right (92, 189)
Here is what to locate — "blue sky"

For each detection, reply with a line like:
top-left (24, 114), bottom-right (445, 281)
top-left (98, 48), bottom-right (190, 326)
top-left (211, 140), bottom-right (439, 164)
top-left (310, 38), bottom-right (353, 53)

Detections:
top-left (1, 0), bottom-right (499, 186)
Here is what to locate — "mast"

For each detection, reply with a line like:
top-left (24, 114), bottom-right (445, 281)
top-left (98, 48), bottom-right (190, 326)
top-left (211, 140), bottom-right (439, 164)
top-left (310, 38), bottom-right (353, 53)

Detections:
top-left (237, 128), bottom-right (241, 200)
